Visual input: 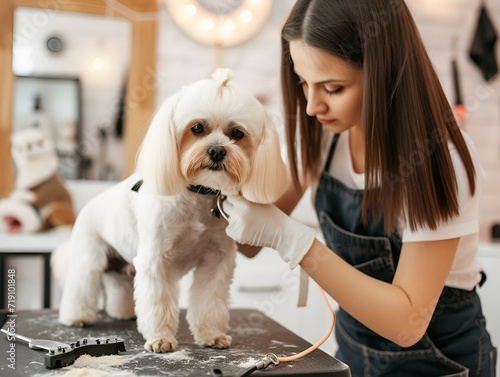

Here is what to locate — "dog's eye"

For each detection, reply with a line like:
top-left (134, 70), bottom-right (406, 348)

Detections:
top-left (230, 128), bottom-right (244, 140)
top-left (191, 123), bottom-right (204, 135)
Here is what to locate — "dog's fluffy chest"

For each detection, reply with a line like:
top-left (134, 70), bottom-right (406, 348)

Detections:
top-left (166, 191), bottom-right (223, 244)
top-left (134, 187), bottom-right (231, 270)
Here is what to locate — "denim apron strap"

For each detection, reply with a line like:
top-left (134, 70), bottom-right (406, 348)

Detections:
top-left (324, 133), bottom-right (340, 173)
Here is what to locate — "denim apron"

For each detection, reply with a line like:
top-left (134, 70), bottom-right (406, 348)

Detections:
top-left (315, 134), bottom-right (497, 377)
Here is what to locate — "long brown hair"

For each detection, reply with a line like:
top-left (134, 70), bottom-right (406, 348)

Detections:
top-left (281, 0), bottom-right (476, 232)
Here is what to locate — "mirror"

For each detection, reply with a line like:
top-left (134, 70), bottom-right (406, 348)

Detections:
top-left (13, 75), bottom-right (82, 179)
top-left (0, 0), bottom-right (157, 199)
top-left (12, 7), bottom-right (131, 180)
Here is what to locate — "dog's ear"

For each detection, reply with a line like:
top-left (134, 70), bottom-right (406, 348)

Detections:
top-left (135, 92), bottom-right (186, 196)
top-left (241, 114), bottom-right (289, 204)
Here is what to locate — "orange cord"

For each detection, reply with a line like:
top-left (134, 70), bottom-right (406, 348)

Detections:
top-left (277, 284), bottom-right (335, 363)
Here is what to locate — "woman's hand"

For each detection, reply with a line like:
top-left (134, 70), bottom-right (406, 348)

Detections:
top-left (223, 195), bottom-right (316, 269)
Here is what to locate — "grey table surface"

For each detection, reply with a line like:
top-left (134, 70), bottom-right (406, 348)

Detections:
top-left (0, 309), bottom-right (350, 377)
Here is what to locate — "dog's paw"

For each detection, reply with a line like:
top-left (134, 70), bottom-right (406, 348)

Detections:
top-left (59, 316), bottom-right (93, 327)
top-left (59, 311), bottom-right (97, 327)
top-left (144, 337), bottom-right (178, 353)
top-left (199, 334), bottom-right (232, 349)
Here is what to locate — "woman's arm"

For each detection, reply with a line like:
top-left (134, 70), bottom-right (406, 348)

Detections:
top-left (224, 195), bottom-right (461, 346)
top-left (300, 237), bottom-right (459, 347)
top-left (237, 182), bottom-right (305, 258)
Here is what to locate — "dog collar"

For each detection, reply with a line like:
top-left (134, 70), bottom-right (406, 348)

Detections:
top-left (187, 185), bottom-right (220, 196)
top-left (131, 180), bottom-right (224, 218)
top-left (131, 180), bottom-right (144, 192)
top-left (131, 180), bottom-right (220, 197)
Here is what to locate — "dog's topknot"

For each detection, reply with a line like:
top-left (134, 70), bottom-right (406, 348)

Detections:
top-left (211, 68), bottom-right (233, 87)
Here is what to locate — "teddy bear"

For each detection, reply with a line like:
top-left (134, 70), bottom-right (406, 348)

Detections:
top-left (0, 127), bottom-right (76, 234)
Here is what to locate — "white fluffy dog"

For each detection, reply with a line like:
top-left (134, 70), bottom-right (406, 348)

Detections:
top-left (54, 69), bottom-right (287, 353)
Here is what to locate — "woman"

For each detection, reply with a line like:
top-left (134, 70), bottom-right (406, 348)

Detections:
top-left (223, 0), bottom-right (497, 376)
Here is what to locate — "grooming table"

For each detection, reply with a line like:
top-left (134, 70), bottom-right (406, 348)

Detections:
top-left (0, 309), bottom-right (350, 377)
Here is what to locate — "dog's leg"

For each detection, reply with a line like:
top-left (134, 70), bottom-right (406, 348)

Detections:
top-left (134, 249), bottom-right (180, 352)
top-left (187, 247), bottom-right (236, 349)
top-left (58, 229), bottom-right (108, 326)
top-left (102, 271), bottom-right (135, 320)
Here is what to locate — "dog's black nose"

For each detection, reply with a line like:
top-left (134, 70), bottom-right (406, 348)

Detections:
top-left (207, 146), bottom-right (226, 162)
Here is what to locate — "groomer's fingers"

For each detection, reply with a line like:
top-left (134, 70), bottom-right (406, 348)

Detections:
top-left (224, 195), bottom-right (244, 206)
top-left (223, 195), bottom-right (243, 215)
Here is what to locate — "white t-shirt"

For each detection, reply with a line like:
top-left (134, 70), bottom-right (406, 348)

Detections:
top-left (325, 130), bottom-right (484, 291)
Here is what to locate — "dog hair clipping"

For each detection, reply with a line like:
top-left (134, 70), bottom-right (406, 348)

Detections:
top-left (211, 68), bottom-right (233, 87)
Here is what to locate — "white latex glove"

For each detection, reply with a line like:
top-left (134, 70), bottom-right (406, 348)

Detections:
top-left (223, 195), bottom-right (316, 269)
